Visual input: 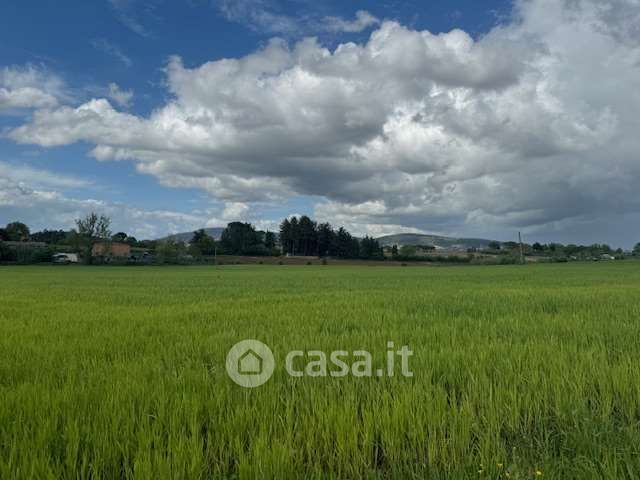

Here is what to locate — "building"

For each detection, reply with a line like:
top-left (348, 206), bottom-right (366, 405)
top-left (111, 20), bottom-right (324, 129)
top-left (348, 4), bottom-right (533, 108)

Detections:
top-left (92, 242), bottom-right (131, 258)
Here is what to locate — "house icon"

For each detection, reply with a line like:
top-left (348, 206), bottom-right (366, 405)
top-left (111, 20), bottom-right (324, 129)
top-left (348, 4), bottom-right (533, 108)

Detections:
top-left (238, 349), bottom-right (263, 375)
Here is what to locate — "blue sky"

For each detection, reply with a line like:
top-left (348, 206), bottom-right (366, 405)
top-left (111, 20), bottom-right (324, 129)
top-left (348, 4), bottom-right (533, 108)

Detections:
top-left (2, 0), bottom-right (639, 247)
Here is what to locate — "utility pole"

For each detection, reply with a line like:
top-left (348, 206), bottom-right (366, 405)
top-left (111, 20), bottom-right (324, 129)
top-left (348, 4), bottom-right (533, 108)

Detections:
top-left (518, 232), bottom-right (525, 265)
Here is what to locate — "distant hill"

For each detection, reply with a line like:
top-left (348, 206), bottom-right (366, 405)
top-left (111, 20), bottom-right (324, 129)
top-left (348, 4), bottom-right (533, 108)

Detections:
top-left (376, 233), bottom-right (494, 251)
top-left (159, 227), bottom-right (224, 243)
top-left (158, 228), bottom-right (493, 251)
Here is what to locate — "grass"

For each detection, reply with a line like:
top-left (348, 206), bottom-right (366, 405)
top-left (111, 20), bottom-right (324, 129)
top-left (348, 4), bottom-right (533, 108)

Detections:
top-left (1, 263), bottom-right (640, 479)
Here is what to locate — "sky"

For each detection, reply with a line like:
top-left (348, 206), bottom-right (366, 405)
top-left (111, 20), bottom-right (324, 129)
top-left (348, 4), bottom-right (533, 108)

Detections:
top-left (1, 0), bottom-right (639, 247)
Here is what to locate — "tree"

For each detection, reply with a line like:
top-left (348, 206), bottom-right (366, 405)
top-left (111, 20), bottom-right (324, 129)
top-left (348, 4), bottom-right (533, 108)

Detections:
top-left (156, 239), bottom-right (186, 264)
top-left (391, 244), bottom-right (399, 257)
top-left (298, 215), bottom-right (318, 256)
top-left (31, 229), bottom-right (68, 245)
top-left (111, 232), bottom-right (128, 243)
top-left (634, 243), bottom-right (640, 256)
top-left (488, 241), bottom-right (501, 251)
top-left (289, 217), bottom-right (300, 255)
top-left (0, 228), bottom-right (7, 241)
top-left (532, 242), bottom-right (543, 252)
top-left (75, 213), bottom-right (111, 264)
top-left (335, 227), bottom-right (359, 259)
top-left (399, 245), bottom-right (417, 258)
top-left (5, 222), bottom-right (30, 242)
top-left (264, 231), bottom-right (276, 251)
top-left (64, 230), bottom-right (83, 253)
top-left (279, 218), bottom-right (292, 255)
top-left (317, 223), bottom-right (336, 258)
top-left (220, 222), bottom-right (265, 255)
top-left (360, 236), bottom-right (383, 260)
top-left (190, 229), bottom-right (217, 256)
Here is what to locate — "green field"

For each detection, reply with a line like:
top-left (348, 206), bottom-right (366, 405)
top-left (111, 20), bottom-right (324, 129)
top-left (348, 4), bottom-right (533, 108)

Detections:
top-left (2, 263), bottom-right (640, 479)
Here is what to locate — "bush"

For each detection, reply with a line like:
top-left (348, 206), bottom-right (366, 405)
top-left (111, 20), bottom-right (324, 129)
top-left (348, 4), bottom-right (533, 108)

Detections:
top-left (0, 242), bottom-right (17, 262)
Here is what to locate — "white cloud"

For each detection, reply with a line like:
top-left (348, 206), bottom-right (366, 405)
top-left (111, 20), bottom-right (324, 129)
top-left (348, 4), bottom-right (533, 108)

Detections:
top-left (0, 169), bottom-right (228, 239)
top-left (91, 38), bottom-right (133, 67)
top-left (217, 0), bottom-right (300, 35)
top-left (0, 161), bottom-right (92, 190)
top-left (323, 10), bottom-right (380, 33)
top-left (8, 0), bottom-right (640, 243)
top-left (107, 83), bottom-right (134, 108)
top-left (108, 0), bottom-right (153, 37)
top-left (0, 65), bottom-right (65, 111)
top-left (222, 202), bottom-right (250, 221)
top-left (216, 1), bottom-right (379, 36)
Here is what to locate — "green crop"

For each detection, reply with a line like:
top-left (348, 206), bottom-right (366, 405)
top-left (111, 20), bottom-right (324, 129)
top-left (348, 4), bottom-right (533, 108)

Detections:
top-left (1, 263), bottom-right (640, 479)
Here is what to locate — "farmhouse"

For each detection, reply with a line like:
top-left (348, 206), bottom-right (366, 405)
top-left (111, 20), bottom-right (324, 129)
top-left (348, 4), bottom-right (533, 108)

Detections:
top-left (92, 242), bottom-right (131, 258)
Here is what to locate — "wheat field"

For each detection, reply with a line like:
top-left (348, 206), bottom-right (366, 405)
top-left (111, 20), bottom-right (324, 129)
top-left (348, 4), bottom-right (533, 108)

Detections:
top-left (1, 263), bottom-right (640, 479)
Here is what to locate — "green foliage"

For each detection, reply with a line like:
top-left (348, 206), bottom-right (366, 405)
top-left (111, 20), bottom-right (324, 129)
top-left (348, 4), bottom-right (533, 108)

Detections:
top-left (75, 213), bottom-right (112, 264)
top-left (4, 221), bottom-right (30, 241)
top-left (155, 239), bottom-right (187, 264)
top-left (31, 229), bottom-right (68, 245)
top-left (190, 229), bottom-right (217, 256)
top-left (220, 222), bottom-right (267, 256)
top-left (399, 245), bottom-right (417, 257)
top-left (0, 241), bottom-right (15, 261)
top-left (488, 240), bottom-right (501, 250)
top-left (111, 232), bottom-right (128, 243)
top-left (281, 217), bottom-right (380, 260)
top-left (359, 236), bottom-right (383, 259)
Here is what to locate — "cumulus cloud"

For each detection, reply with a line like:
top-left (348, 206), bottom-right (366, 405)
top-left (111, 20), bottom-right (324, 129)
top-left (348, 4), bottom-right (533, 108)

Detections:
top-left (8, 0), bottom-right (640, 242)
top-left (0, 65), bottom-right (65, 111)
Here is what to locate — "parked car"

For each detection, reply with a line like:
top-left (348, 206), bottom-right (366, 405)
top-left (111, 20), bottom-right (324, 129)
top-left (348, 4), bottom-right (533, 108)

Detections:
top-left (52, 253), bottom-right (79, 264)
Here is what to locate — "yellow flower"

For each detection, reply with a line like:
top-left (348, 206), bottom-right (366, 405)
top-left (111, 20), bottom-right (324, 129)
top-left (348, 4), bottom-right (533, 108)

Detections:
top-left (497, 463), bottom-right (503, 468)
top-left (536, 470), bottom-right (543, 476)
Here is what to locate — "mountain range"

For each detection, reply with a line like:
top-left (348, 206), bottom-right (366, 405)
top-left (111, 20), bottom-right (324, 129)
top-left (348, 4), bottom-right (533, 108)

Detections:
top-left (376, 233), bottom-right (493, 251)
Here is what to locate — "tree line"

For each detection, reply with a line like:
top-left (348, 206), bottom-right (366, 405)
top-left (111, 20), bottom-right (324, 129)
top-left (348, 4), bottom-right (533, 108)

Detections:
top-left (187, 217), bottom-right (383, 260)
top-left (279, 216), bottom-right (383, 259)
top-left (3, 216), bottom-right (639, 264)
